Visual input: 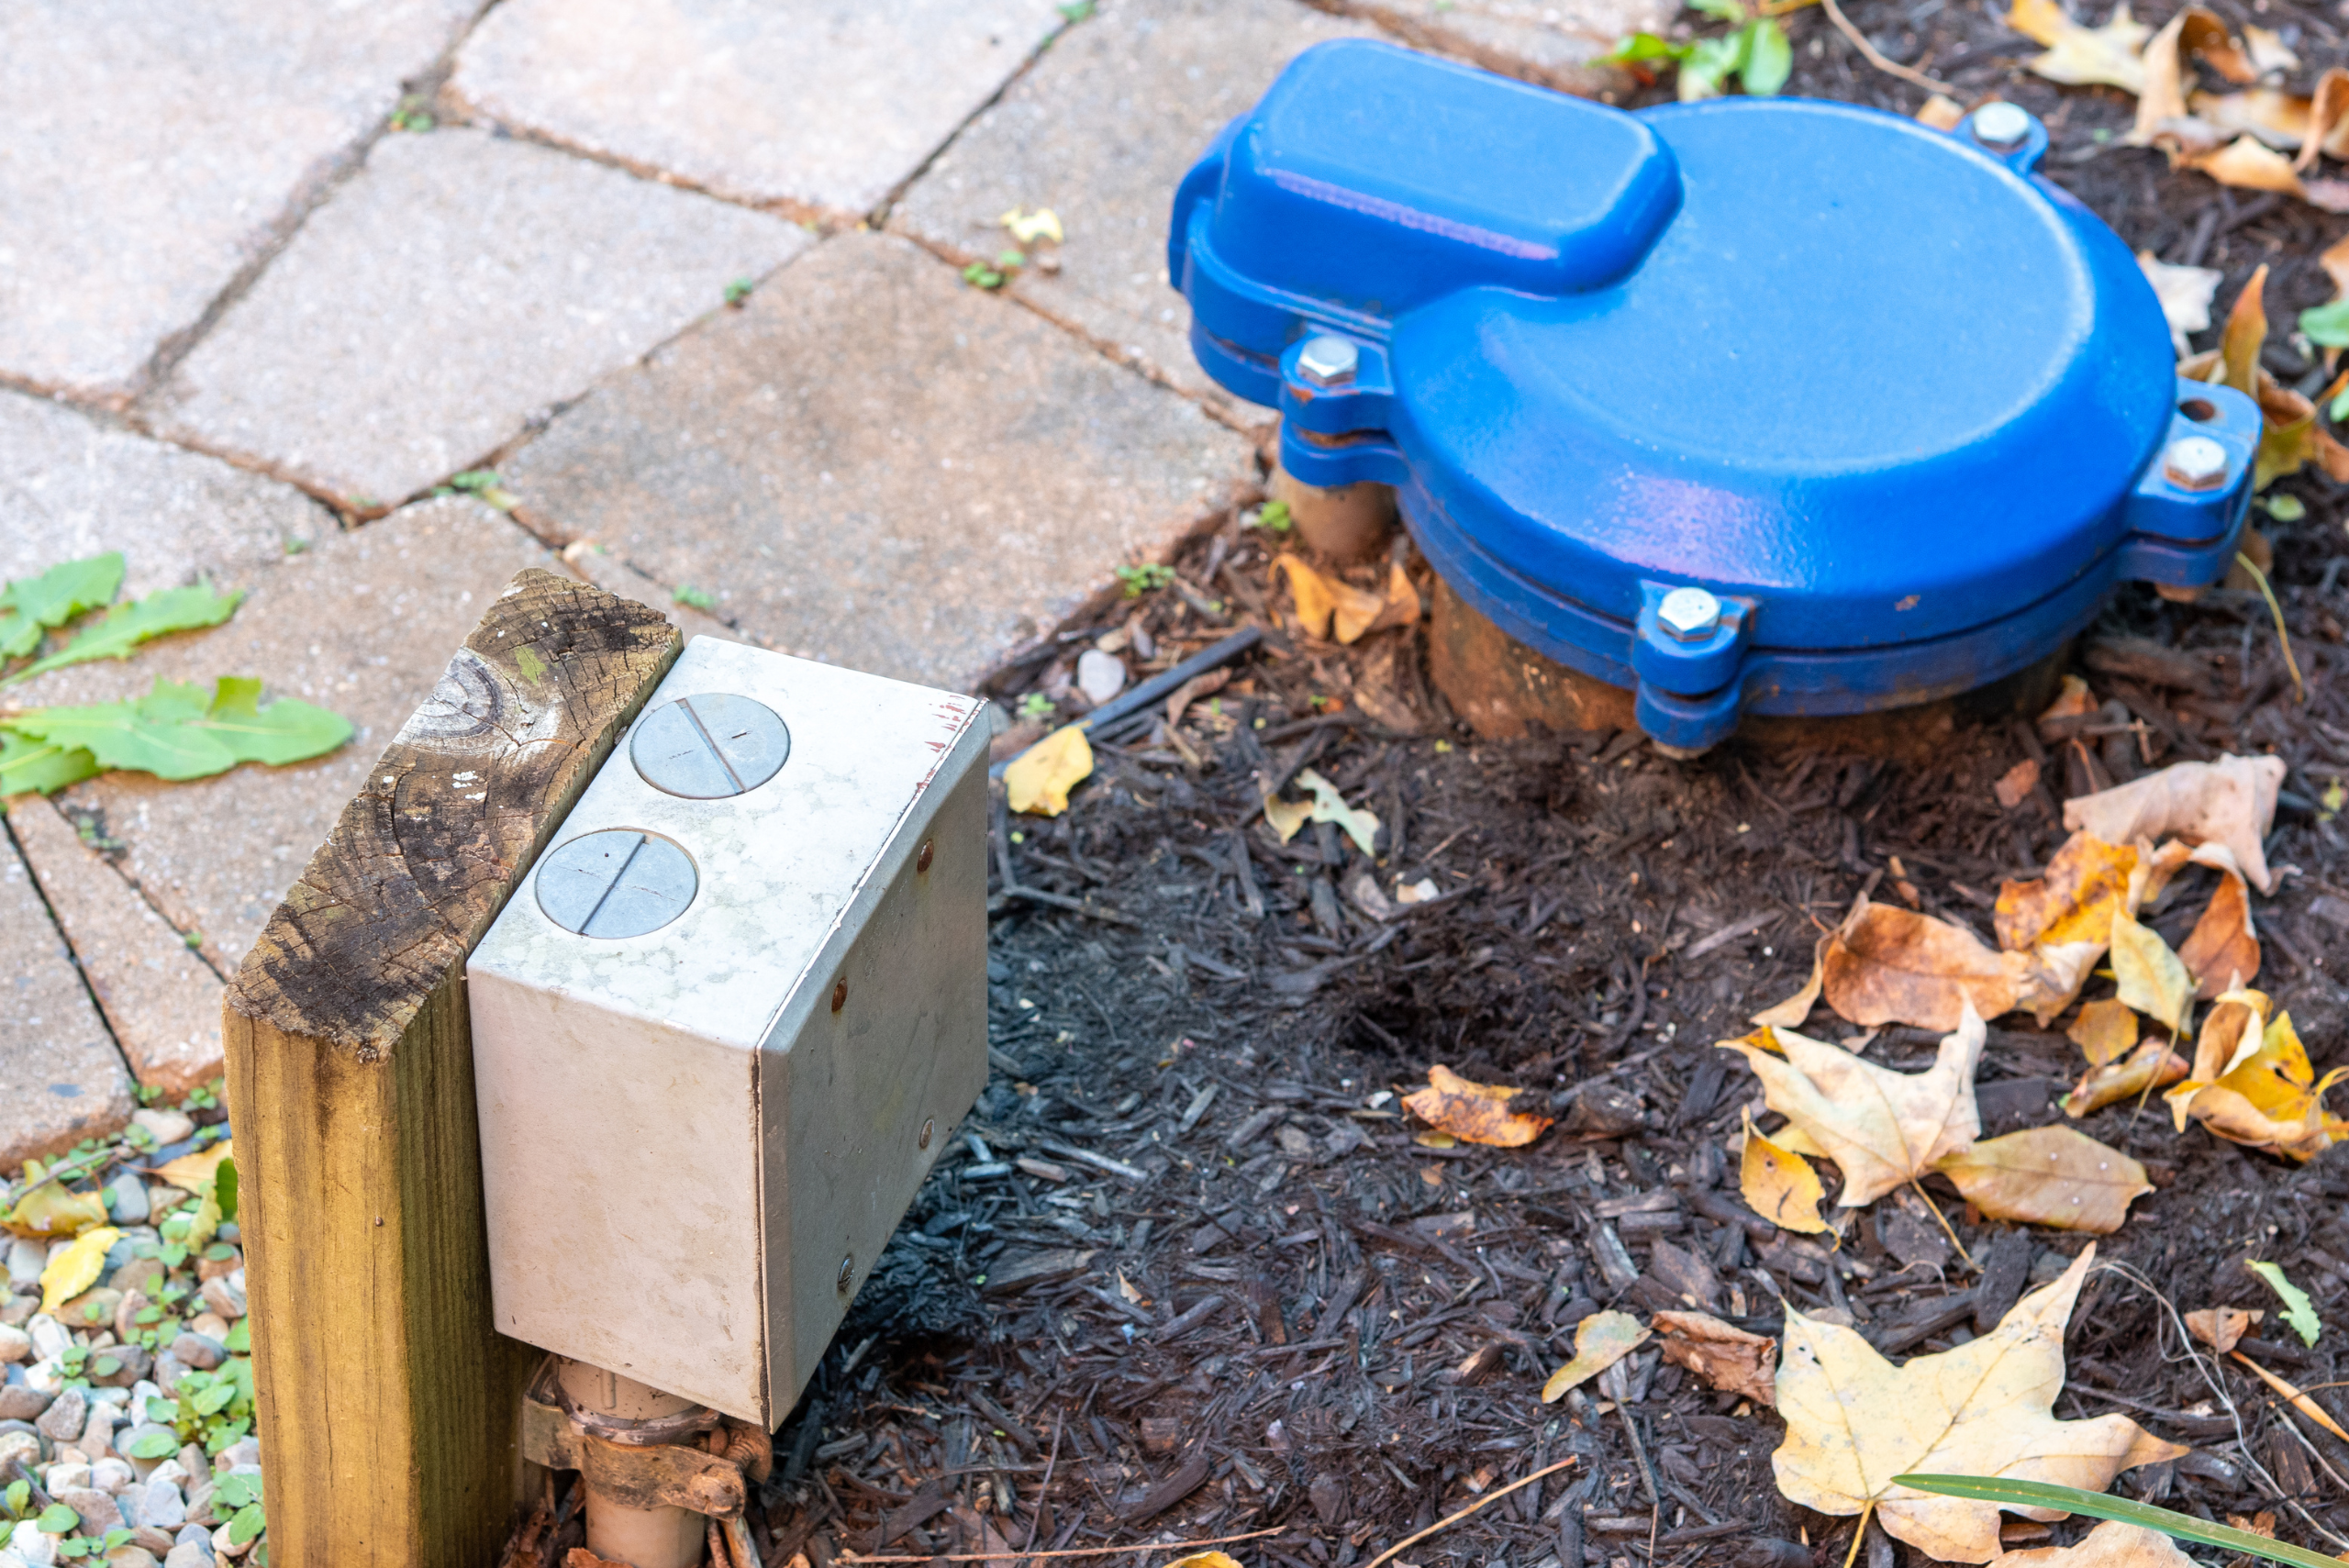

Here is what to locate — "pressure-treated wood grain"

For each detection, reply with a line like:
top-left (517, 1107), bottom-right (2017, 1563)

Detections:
top-left (224, 568), bottom-right (681, 1568)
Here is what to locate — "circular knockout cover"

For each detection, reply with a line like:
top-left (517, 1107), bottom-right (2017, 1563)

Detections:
top-left (630, 693), bottom-right (790, 798)
top-left (536, 829), bottom-right (698, 940)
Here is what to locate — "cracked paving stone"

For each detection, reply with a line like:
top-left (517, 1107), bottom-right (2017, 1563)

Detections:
top-left (1317, 0), bottom-right (1660, 99)
top-left (893, 0), bottom-right (1381, 410)
top-left (150, 127), bottom-right (810, 508)
top-left (0, 0), bottom-right (477, 400)
top-left (20, 497), bottom-right (562, 975)
top-left (448, 0), bottom-right (1069, 217)
top-left (496, 230), bottom-right (1258, 693)
top-left (0, 828), bottom-right (135, 1167)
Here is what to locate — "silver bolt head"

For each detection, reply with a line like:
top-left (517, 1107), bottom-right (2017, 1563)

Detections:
top-left (837, 1254), bottom-right (856, 1293)
top-left (1971, 102), bottom-right (2032, 150)
top-left (1297, 335), bottom-right (1360, 387)
top-left (1656, 586), bottom-right (1723, 641)
top-left (2164, 434), bottom-right (2229, 490)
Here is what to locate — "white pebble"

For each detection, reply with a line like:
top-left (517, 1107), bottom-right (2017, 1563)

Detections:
top-left (27, 1317), bottom-right (70, 1362)
top-left (130, 1110), bottom-right (195, 1147)
top-left (1075, 648), bottom-right (1128, 705)
top-left (0, 1325), bottom-right (29, 1365)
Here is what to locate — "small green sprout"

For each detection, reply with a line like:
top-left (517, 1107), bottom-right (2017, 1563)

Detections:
top-left (674, 584), bottom-right (717, 611)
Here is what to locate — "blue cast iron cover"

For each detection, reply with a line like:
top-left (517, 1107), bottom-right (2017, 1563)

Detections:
top-left (1169, 39), bottom-right (2259, 749)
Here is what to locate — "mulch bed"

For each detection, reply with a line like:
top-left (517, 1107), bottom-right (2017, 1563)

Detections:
top-left (534, 8), bottom-right (2349, 1566)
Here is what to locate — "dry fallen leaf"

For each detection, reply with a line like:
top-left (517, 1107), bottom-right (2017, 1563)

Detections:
top-left (2184, 1305), bottom-right (2264, 1354)
top-left (2040, 674), bottom-right (2097, 728)
top-left (1822, 898), bottom-right (2031, 1031)
top-left (2137, 253), bottom-right (2223, 355)
top-left (1741, 1106), bottom-right (1831, 1235)
top-left (1997, 834), bottom-right (2140, 952)
top-left (1917, 94), bottom-right (1967, 131)
top-left (2244, 22), bottom-right (2300, 73)
top-left (2110, 909), bottom-right (2195, 1034)
top-left (1931, 1125), bottom-right (2153, 1234)
top-left (1721, 1010), bottom-right (1983, 1207)
top-left (1994, 757), bottom-right (2043, 810)
top-left (2165, 993), bottom-right (2348, 1159)
top-left (1403, 1064), bottom-right (1553, 1148)
top-left (2176, 846), bottom-right (2260, 999)
top-left (39, 1224), bottom-right (121, 1316)
top-left (2061, 1035), bottom-right (2190, 1118)
top-left (2067, 754), bottom-right (2288, 891)
top-left (1264, 767), bottom-right (1380, 855)
top-left (2067, 997), bottom-right (2140, 1066)
top-left (1541, 1309), bottom-right (1648, 1402)
top-left (2011, 0), bottom-right (2151, 92)
top-left (1773, 1246), bottom-right (2188, 1562)
top-left (1991, 1520), bottom-right (2199, 1566)
top-left (1273, 555), bottom-right (1413, 644)
top-left (1653, 1309), bottom-right (1776, 1404)
top-left (4, 1178), bottom-right (112, 1239)
top-left (153, 1140), bottom-right (234, 1195)
top-left (999, 206), bottom-right (1064, 244)
top-left (1005, 724), bottom-right (1093, 817)
top-left (2131, 5), bottom-right (2256, 145)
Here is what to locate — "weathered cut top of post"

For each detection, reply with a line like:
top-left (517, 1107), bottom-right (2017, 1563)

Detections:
top-left (227, 568), bottom-right (681, 1054)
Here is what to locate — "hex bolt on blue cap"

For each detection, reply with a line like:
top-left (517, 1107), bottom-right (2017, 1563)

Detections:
top-left (2164, 435), bottom-right (2229, 490)
top-left (1171, 40), bottom-right (2259, 751)
top-left (1970, 101), bottom-right (2032, 150)
top-left (1297, 335), bottom-right (1360, 386)
top-left (1656, 587), bottom-right (1723, 641)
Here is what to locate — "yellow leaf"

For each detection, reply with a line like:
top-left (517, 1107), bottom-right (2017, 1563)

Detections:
top-left (2061, 1035), bottom-right (2188, 1118)
top-left (2167, 1002), bottom-right (2349, 1159)
top-left (4, 1180), bottom-right (111, 1239)
top-left (2067, 997), bottom-right (2140, 1066)
top-left (1740, 1108), bottom-right (1829, 1235)
top-left (999, 206), bottom-right (1064, 245)
top-left (39, 1225), bottom-right (121, 1316)
top-left (1720, 1007), bottom-right (1983, 1207)
top-left (1773, 1246), bottom-right (2187, 1562)
top-left (2110, 909), bottom-right (2193, 1033)
top-left (1262, 767), bottom-right (1379, 855)
top-left (2016, 0), bottom-right (2150, 92)
top-left (1931, 1125), bottom-right (2153, 1234)
top-left (1996, 833), bottom-right (2139, 952)
top-left (2131, 6), bottom-right (2256, 144)
top-left (1274, 554), bottom-right (1382, 643)
top-left (153, 1140), bottom-right (234, 1195)
top-left (1541, 1309), bottom-right (1648, 1402)
top-left (1403, 1064), bottom-right (1553, 1148)
top-left (1004, 724), bottom-right (1092, 817)
top-left (1821, 898), bottom-right (2032, 1032)
top-left (1994, 1521), bottom-right (2199, 1566)
top-left (2218, 262), bottom-right (2268, 397)
top-left (1160, 1554), bottom-right (1243, 1568)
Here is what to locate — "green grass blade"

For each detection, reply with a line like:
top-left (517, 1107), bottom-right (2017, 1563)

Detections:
top-left (1893, 1475), bottom-right (2342, 1568)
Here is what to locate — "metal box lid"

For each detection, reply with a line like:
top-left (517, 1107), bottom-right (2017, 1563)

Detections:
top-left (1171, 41), bottom-right (2260, 747)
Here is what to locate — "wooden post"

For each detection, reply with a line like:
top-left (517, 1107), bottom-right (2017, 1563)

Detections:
top-left (223, 569), bottom-right (681, 1567)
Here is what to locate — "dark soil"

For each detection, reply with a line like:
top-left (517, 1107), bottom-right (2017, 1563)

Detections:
top-left (542, 9), bottom-right (2349, 1567)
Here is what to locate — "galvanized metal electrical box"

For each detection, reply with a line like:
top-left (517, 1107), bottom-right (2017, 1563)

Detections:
top-left (467, 637), bottom-right (989, 1425)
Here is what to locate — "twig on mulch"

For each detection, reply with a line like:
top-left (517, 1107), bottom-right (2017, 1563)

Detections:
top-left (1820, 0), bottom-right (1952, 93)
top-left (841, 1526), bottom-right (1283, 1563)
top-left (1357, 1458), bottom-right (1580, 1568)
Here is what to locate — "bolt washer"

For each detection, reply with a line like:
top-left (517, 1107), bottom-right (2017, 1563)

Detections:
top-left (631, 693), bottom-right (790, 798)
top-left (537, 829), bottom-right (699, 940)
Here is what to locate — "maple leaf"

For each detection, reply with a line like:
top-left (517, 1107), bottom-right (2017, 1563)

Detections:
top-left (2165, 991), bottom-right (2349, 1159)
top-left (1931, 1125), bottom-right (2153, 1234)
top-left (2175, 845), bottom-right (2260, 999)
top-left (2064, 755), bottom-right (2288, 894)
top-left (1720, 1008), bottom-right (1983, 1207)
top-left (1653, 1310), bottom-right (1776, 1405)
top-left (1773, 1246), bottom-right (2188, 1562)
top-left (1821, 899), bottom-right (2032, 1032)
top-left (1994, 1520), bottom-right (2198, 1566)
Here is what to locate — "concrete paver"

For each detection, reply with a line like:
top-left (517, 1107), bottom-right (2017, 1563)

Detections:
top-left (6, 795), bottom-right (224, 1097)
top-left (498, 230), bottom-right (1258, 692)
top-left (1318, 0), bottom-right (1660, 97)
top-left (892, 0), bottom-right (1378, 410)
top-left (0, 827), bottom-right (134, 1167)
top-left (1, 389), bottom-right (328, 598)
top-left (0, 0), bottom-right (477, 401)
top-left (150, 128), bottom-right (812, 509)
top-left (20, 498), bottom-right (560, 975)
top-left (447, 0), bottom-right (1068, 217)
